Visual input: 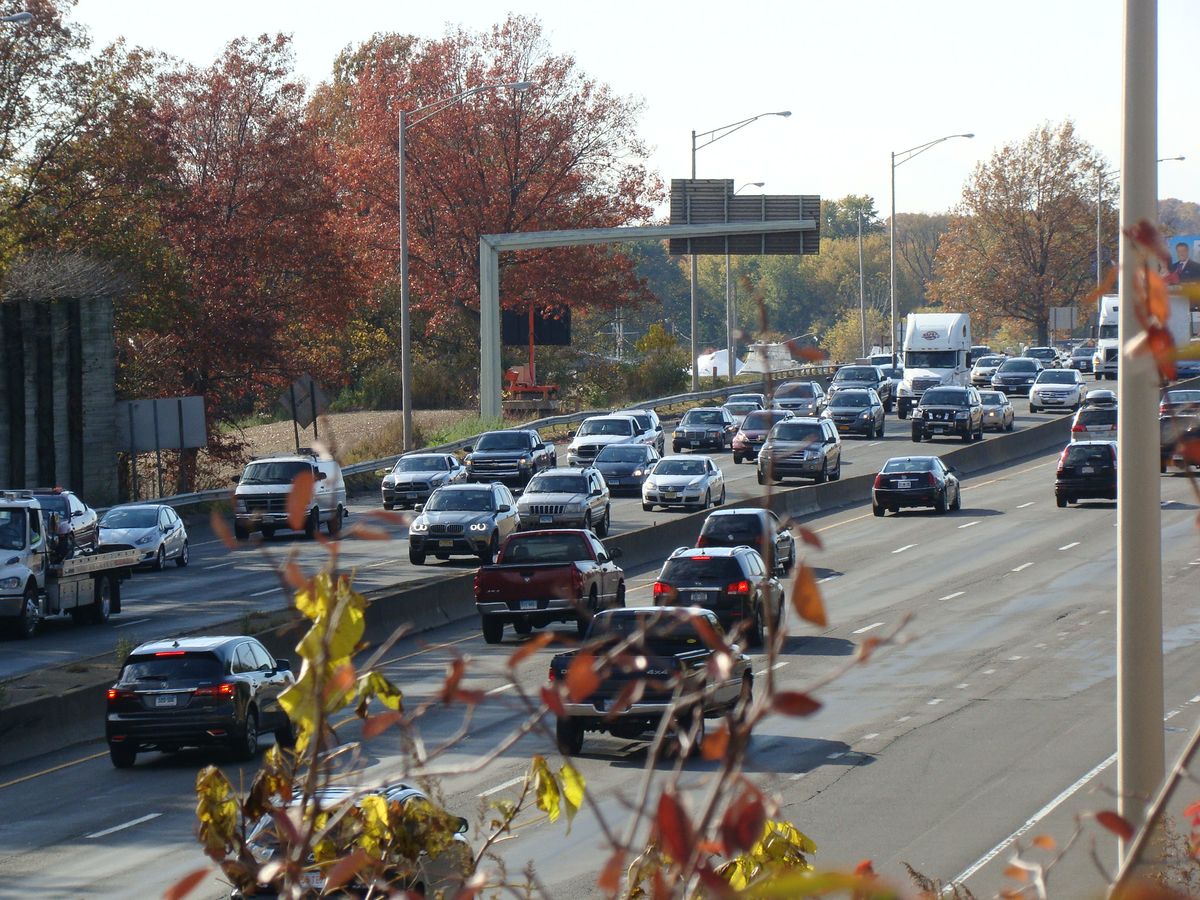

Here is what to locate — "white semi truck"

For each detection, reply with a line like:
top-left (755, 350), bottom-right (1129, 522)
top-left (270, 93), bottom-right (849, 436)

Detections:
top-left (895, 313), bottom-right (973, 419)
top-left (0, 491), bottom-right (136, 639)
top-left (1092, 292), bottom-right (1196, 380)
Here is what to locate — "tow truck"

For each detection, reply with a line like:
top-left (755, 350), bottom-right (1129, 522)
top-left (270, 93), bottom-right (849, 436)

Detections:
top-left (0, 491), bottom-right (137, 638)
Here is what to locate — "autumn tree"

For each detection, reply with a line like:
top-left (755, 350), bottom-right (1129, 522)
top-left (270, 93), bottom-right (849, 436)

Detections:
top-left (821, 194), bottom-right (884, 239)
top-left (930, 121), bottom-right (1115, 344)
top-left (894, 212), bottom-right (950, 303)
top-left (1159, 197), bottom-right (1200, 237)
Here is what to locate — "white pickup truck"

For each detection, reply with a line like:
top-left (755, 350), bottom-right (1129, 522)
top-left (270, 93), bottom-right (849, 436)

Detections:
top-left (0, 491), bottom-right (137, 639)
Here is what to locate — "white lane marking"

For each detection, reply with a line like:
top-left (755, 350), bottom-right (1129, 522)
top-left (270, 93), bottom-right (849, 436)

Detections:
top-left (862, 733), bottom-right (879, 740)
top-left (478, 775), bottom-right (526, 798)
top-left (852, 622), bottom-right (884, 635)
top-left (1011, 562), bottom-right (1034, 573)
top-left (250, 587), bottom-right (280, 597)
top-left (892, 544), bottom-right (917, 555)
top-left (86, 812), bottom-right (161, 839)
top-left (203, 561), bottom-right (236, 570)
top-left (770, 661), bottom-right (790, 671)
top-left (949, 752), bottom-right (1117, 887)
top-left (1165, 709), bottom-right (1180, 720)
top-left (114, 618), bottom-right (151, 629)
top-left (486, 683), bottom-right (514, 696)
top-left (789, 772), bottom-right (806, 780)
top-left (957, 683), bottom-right (969, 689)
top-left (1098, 610), bottom-right (1110, 616)
top-left (1017, 502), bottom-right (1035, 509)
top-left (1058, 542), bottom-right (1080, 551)
top-left (939, 591), bottom-right (965, 602)
top-left (1035, 643), bottom-right (1047, 649)
top-left (958, 521), bottom-right (980, 529)
top-left (897, 715), bottom-right (912, 722)
top-left (827, 751), bottom-right (845, 759)
top-left (927, 698), bottom-right (944, 705)
top-left (1008, 656), bottom-right (1023, 662)
top-left (983, 669), bottom-right (996, 675)
top-left (817, 575), bottom-right (839, 584)
top-left (1191, 695), bottom-right (1200, 704)
top-left (867, 441), bottom-right (882, 447)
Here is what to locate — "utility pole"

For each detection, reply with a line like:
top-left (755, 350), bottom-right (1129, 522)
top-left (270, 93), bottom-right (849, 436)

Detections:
top-left (858, 211), bottom-right (867, 356)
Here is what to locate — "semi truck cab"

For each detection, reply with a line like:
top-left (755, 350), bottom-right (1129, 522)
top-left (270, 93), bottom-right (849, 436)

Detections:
top-left (895, 313), bottom-right (973, 419)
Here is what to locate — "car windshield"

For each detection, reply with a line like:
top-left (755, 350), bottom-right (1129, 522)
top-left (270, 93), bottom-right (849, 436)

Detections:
top-left (979, 392), bottom-right (1006, 405)
top-left (682, 410), bottom-right (725, 425)
top-left (119, 653), bottom-right (224, 685)
top-left (700, 514), bottom-right (765, 543)
top-left (905, 350), bottom-right (958, 368)
top-left (774, 382), bottom-right (815, 399)
top-left (101, 507), bottom-right (159, 529)
top-left (1065, 444), bottom-right (1115, 464)
top-left (661, 556), bottom-right (744, 584)
top-left (241, 461), bottom-right (312, 485)
top-left (654, 460), bottom-right (707, 476)
top-left (393, 456), bottom-right (449, 473)
top-left (1165, 391), bottom-right (1200, 404)
top-left (579, 418), bottom-right (634, 436)
top-left (830, 391), bottom-right (871, 408)
top-left (618, 413), bottom-right (652, 430)
top-left (1077, 409), bottom-right (1117, 427)
top-left (32, 495), bottom-right (67, 516)
top-left (1027, 348), bottom-right (1055, 358)
top-left (589, 612), bottom-right (711, 653)
top-left (883, 457), bottom-right (937, 473)
top-left (1036, 371), bottom-right (1076, 384)
top-left (502, 533), bottom-right (591, 564)
top-left (975, 356), bottom-right (1004, 367)
top-left (526, 474), bottom-right (588, 494)
top-left (727, 395), bottom-right (762, 405)
top-left (0, 509), bottom-right (25, 550)
top-left (425, 490), bottom-right (494, 512)
top-left (475, 432), bottom-right (531, 451)
top-left (880, 367), bottom-right (903, 378)
top-left (1073, 347), bottom-right (1093, 358)
top-left (724, 403), bottom-right (759, 415)
top-left (743, 411), bottom-right (789, 430)
top-left (773, 423), bottom-right (824, 443)
top-left (922, 389), bottom-right (969, 406)
top-left (999, 359), bottom-right (1038, 373)
top-left (596, 445), bottom-right (650, 463)
top-left (835, 367), bottom-right (876, 382)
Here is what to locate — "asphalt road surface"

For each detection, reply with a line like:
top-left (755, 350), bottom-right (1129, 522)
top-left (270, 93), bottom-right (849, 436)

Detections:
top-left (0, 399), bottom-right (1063, 681)
top-left (2, 405), bottom-right (1197, 898)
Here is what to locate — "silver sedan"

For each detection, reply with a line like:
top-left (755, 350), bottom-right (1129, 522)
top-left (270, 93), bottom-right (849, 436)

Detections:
top-left (642, 455), bottom-right (726, 511)
top-left (98, 504), bottom-right (189, 570)
top-left (978, 390), bottom-right (1015, 432)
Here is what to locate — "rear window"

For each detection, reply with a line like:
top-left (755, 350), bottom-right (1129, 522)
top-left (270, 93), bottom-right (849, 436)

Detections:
top-left (1065, 445), bottom-right (1115, 464)
top-left (660, 556), bottom-right (743, 584)
top-left (976, 356), bottom-right (1004, 366)
top-left (836, 367), bottom-right (877, 381)
top-left (502, 533), bottom-right (591, 563)
top-left (596, 445), bottom-right (650, 463)
top-left (882, 458), bottom-right (936, 473)
top-left (1078, 409), bottom-right (1117, 426)
top-left (589, 612), bottom-right (711, 652)
top-left (682, 409), bottom-right (726, 425)
top-left (700, 514), bottom-right (764, 543)
top-left (119, 652), bottom-right (224, 684)
top-left (773, 423), bottom-right (823, 443)
top-left (979, 392), bottom-right (1006, 404)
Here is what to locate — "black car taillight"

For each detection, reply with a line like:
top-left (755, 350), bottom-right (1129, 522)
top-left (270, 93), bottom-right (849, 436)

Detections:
top-left (106, 688), bottom-right (135, 704)
top-left (193, 683), bottom-right (237, 699)
top-left (925, 472), bottom-right (937, 486)
top-left (873, 474), bottom-right (884, 489)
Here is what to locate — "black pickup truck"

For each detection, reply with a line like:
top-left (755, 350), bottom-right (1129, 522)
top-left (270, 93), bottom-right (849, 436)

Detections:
top-left (548, 607), bottom-right (752, 756)
top-left (464, 429), bottom-right (556, 490)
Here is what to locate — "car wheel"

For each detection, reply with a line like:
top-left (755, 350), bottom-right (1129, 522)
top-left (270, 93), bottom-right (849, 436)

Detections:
top-left (153, 546), bottom-right (166, 571)
top-left (556, 717), bottom-right (584, 756)
top-left (303, 508), bottom-right (318, 540)
top-left (1006, 418), bottom-right (1015, 431)
top-left (408, 548), bottom-right (426, 566)
top-left (703, 489), bottom-right (711, 509)
top-left (261, 527), bottom-right (276, 541)
top-left (582, 512), bottom-right (592, 534)
top-left (831, 460), bottom-right (841, 481)
top-left (233, 709), bottom-right (259, 761)
top-left (672, 444), bottom-right (681, 453)
top-left (327, 505), bottom-right (343, 536)
top-left (934, 490), bottom-right (948, 515)
top-left (234, 522), bottom-right (249, 541)
top-left (108, 743), bottom-right (137, 769)
top-left (911, 429), bottom-right (922, 442)
top-left (756, 470), bottom-right (765, 485)
top-left (719, 484), bottom-right (726, 504)
top-left (749, 607), bottom-right (765, 647)
top-left (275, 717), bottom-right (296, 749)
top-left (815, 463), bottom-right (828, 484)
top-left (873, 502), bottom-right (885, 517)
top-left (737, 672), bottom-right (754, 715)
top-left (950, 485), bottom-right (961, 511)
top-left (597, 506), bottom-right (610, 537)
top-left (1029, 404), bottom-right (1039, 413)
top-left (90, 577), bottom-right (113, 625)
top-left (175, 541), bottom-right (189, 568)
top-left (482, 617), bottom-right (503, 644)
top-left (733, 453), bottom-right (742, 465)
top-left (513, 621), bottom-right (533, 635)
top-left (478, 533), bottom-right (499, 565)
top-left (878, 418), bottom-right (885, 437)
top-left (383, 501), bottom-right (394, 511)
top-left (616, 580), bottom-right (627, 608)
top-left (14, 585), bottom-right (38, 639)
top-left (1056, 494), bottom-right (1067, 508)
top-left (960, 429), bottom-right (971, 443)
top-left (642, 502), bottom-right (653, 512)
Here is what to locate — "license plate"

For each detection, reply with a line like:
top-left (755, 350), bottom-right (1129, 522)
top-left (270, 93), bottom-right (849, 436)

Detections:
top-left (689, 592), bottom-right (710, 603)
top-left (1081, 466), bottom-right (1094, 474)
top-left (155, 694), bottom-right (177, 708)
top-left (896, 480), bottom-right (912, 489)
top-left (932, 426), bottom-right (946, 433)
top-left (301, 872), bottom-right (323, 890)
top-left (664, 492), bottom-right (678, 499)
top-left (539, 515), bottom-right (553, 524)
top-left (438, 539), bottom-right (454, 548)
top-left (520, 600), bottom-right (537, 610)
top-left (678, 440), bottom-right (691, 447)
top-left (607, 478), bottom-right (621, 485)
top-left (403, 492), bottom-right (419, 500)
top-left (837, 424), bottom-right (849, 432)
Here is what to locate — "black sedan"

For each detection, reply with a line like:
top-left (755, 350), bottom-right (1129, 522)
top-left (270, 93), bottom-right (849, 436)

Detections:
top-left (872, 456), bottom-right (961, 516)
top-left (592, 443), bottom-right (660, 494)
top-left (1055, 440), bottom-right (1117, 506)
top-left (824, 388), bottom-right (886, 438)
top-left (696, 507), bottom-right (796, 574)
top-left (105, 635), bottom-right (295, 767)
top-left (991, 357), bottom-right (1043, 395)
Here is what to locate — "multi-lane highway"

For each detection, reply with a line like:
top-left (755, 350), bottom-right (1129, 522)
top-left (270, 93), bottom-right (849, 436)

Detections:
top-left (0, 400), bottom-right (1064, 681)
top-left (2, 393), bottom-right (1197, 898)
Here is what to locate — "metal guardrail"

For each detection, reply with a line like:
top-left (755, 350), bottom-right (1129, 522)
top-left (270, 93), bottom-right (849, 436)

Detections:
top-left (143, 363), bottom-right (841, 511)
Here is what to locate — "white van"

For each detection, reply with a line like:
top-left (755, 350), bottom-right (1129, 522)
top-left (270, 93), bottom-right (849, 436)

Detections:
top-left (233, 449), bottom-right (346, 540)
top-left (895, 313), bottom-right (973, 418)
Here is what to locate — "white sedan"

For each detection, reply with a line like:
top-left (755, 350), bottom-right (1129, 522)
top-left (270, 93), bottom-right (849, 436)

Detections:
top-left (1029, 368), bottom-right (1087, 413)
top-left (642, 455), bottom-right (726, 511)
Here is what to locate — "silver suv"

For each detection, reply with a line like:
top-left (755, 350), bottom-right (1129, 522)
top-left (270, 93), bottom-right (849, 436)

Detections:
top-left (233, 450), bottom-right (346, 540)
top-left (517, 467), bottom-right (611, 535)
top-left (757, 417), bottom-right (843, 484)
top-left (408, 482), bottom-right (520, 565)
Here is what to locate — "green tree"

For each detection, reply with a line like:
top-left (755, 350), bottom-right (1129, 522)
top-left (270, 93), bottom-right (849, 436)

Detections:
top-left (1159, 198), bottom-right (1200, 237)
top-left (821, 194), bottom-right (884, 239)
top-left (820, 306), bottom-right (886, 364)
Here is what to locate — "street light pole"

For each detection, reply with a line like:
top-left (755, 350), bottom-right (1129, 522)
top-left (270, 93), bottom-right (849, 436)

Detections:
top-left (858, 211), bottom-right (867, 357)
top-left (888, 132), bottom-right (974, 367)
top-left (725, 181), bottom-right (764, 385)
top-left (689, 110), bottom-right (791, 389)
top-left (399, 81), bottom-right (533, 450)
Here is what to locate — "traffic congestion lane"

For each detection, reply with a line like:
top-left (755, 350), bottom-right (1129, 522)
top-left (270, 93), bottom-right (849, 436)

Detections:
top-left (1, 441), bottom-right (1193, 898)
top-left (0, 397), bottom-right (1066, 681)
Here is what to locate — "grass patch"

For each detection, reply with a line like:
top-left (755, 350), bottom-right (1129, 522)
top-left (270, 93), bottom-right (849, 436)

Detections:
top-left (64, 662), bottom-right (90, 673)
top-left (114, 636), bottom-right (135, 666)
top-left (341, 415), bottom-right (507, 465)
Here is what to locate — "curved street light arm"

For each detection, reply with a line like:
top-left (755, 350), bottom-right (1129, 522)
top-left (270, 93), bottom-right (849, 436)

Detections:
top-left (893, 132), bottom-right (974, 168)
top-left (406, 81), bottom-right (533, 130)
top-left (693, 110), bottom-right (791, 153)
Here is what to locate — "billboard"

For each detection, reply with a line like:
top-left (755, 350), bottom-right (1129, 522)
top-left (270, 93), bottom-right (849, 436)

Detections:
top-left (1167, 234), bottom-right (1200, 283)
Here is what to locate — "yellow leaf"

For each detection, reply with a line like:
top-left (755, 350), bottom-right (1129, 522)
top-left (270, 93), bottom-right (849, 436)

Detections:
top-left (560, 761), bottom-right (586, 830)
top-left (357, 671), bottom-right (404, 712)
top-left (531, 755), bottom-right (561, 823)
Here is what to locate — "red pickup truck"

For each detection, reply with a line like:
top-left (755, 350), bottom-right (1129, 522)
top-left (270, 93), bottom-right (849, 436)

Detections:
top-left (473, 529), bottom-right (625, 644)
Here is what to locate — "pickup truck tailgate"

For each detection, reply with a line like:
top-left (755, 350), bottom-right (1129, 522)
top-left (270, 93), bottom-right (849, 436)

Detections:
top-left (475, 562), bottom-right (581, 605)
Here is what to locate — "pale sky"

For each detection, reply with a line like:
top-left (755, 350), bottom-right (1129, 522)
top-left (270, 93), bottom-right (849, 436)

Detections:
top-left (73, 0), bottom-right (1197, 215)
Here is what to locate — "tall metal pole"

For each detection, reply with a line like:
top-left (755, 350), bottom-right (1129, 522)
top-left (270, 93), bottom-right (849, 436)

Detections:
top-left (858, 212), bottom-right (867, 356)
top-left (1117, 0), bottom-right (1164, 856)
top-left (725, 239), bottom-right (735, 384)
top-left (889, 153), bottom-right (897, 366)
top-left (1096, 170), bottom-right (1104, 289)
top-left (690, 131), bottom-right (699, 391)
top-left (398, 108), bottom-right (413, 452)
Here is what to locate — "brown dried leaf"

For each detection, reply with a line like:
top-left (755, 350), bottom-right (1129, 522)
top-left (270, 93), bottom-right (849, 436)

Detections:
top-left (541, 683), bottom-right (566, 717)
top-left (700, 724), bottom-right (730, 761)
top-left (790, 564), bottom-right (827, 627)
top-left (440, 657), bottom-right (466, 704)
top-left (720, 786), bottom-right (766, 854)
top-left (323, 663), bottom-right (356, 703)
top-left (323, 848), bottom-right (371, 892)
top-left (361, 509), bottom-right (409, 525)
top-left (1084, 266), bottom-right (1118, 306)
top-left (163, 868), bottom-right (210, 900)
top-left (794, 525), bottom-right (823, 550)
top-left (854, 860), bottom-right (877, 877)
top-left (361, 710), bottom-right (403, 740)
top-left (507, 632), bottom-right (555, 669)
top-left (1146, 270), bottom-right (1170, 324)
top-left (1124, 220), bottom-right (1171, 267)
top-left (346, 523), bottom-right (391, 541)
top-left (283, 561), bottom-right (307, 591)
top-left (210, 509), bottom-right (237, 551)
top-left (566, 651), bottom-right (600, 702)
top-left (1180, 437), bottom-right (1200, 466)
top-left (603, 678), bottom-right (644, 720)
top-left (1096, 810), bottom-right (1135, 841)
top-left (772, 691), bottom-right (822, 717)
top-left (689, 612), bottom-right (730, 653)
top-left (597, 848), bottom-right (625, 894)
top-left (1032, 834), bottom-right (1057, 851)
top-left (656, 790), bottom-right (694, 863)
top-left (857, 636), bottom-right (882, 663)
top-left (1003, 864), bottom-right (1030, 882)
top-left (286, 470), bottom-right (315, 532)
top-left (1146, 325), bottom-right (1178, 380)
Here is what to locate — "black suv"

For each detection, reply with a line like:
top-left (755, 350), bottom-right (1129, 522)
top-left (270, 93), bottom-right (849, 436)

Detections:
top-left (1055, 440), bottom-right (1117, 506)
top-left (652, 546), bottom-right (784, 646)
top-left (911, 386), bottom-right (984, 443)
top-left (464, 430), bottom-right (556, 489)
top-left (697, 508), bottom-right (796, 575)
top-left (105, 635), bottom-right (295, 768)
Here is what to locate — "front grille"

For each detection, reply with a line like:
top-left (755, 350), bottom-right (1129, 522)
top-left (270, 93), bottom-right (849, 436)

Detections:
top-left (575, 445), bottom-right (601, 458)
top-left (924, 410), bottom-right (953, 421)
top-left (1104, 348), bottom-right (1118, 362)
top-left (527, 504), bottom-right (565, 516)
top-left (243, 496), bottom-right (287, 513)
top-left (390, 481), bottom-right (429, 492)
top-left (913, 378), bottom-right (941, 393)
top-left (429, 523), bottom-right (464, 535)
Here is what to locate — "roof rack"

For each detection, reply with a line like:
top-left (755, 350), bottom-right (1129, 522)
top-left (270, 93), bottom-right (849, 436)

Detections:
top-left (0, 490), bottom-right (35, 501)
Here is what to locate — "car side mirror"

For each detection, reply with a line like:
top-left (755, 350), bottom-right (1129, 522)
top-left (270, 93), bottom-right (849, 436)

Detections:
top-left (463, 445), bottom-right (473, 454)
top-left (590, 488), bottom-right (601, 496)
top-left (609, 547), bottom-right (623, 559)
top-left (231, 475), bottom-right (240, 484)
top-left (567, 430), bottom-right (576, 438)
top-left (456, 817), bottom-right (469, 835)
top-left (497, 504), bottom-right (511, 513)
top-left (274, 658), bottom-right (291, 672)
top-left (72, 509), bottom-right (83, 518)
top-left (597, 553), bottom-right (610, 563)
